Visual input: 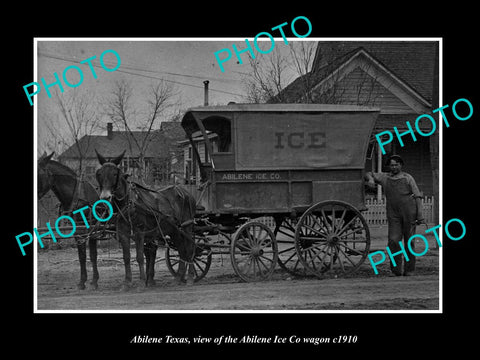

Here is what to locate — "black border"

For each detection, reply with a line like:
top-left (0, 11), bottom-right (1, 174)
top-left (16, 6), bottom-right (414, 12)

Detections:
top-left (7, 6), bottom-right (477, 354)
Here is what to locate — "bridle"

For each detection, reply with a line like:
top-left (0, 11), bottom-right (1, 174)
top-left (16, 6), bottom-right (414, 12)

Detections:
top-left (96, 163), bottom-right (195, 264)
top-left (97, 163), bottom-right (127, 203)
top-left (110, 166), bottom-right (125, 201)
top-left (38, 165), bottom-right (54, 198)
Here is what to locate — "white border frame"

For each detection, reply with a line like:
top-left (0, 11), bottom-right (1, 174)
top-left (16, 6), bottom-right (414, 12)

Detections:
top-left (33, 37), bottom-right (443, 314)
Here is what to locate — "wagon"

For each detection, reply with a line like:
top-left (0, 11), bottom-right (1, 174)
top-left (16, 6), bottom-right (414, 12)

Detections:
top-left (165, 104), bottom-right (379, 282)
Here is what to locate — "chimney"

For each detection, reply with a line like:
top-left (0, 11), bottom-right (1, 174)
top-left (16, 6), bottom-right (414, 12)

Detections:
top-left (107, 122), bottom-right (113, 140)
top-left (203, 80), bottom-right (209, 106)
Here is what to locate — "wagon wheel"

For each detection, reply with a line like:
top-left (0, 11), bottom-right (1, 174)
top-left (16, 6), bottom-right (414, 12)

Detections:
top-left (230, 221), bottom-right (278, 282)
top-left (294, 200), bottom-right (370, 278)
top-left (165, 236), bottom-right (212, 283)
top-left (274, 217), bottom-right (310, 277)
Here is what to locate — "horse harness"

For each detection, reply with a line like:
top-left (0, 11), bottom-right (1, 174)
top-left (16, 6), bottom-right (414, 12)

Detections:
top-left (112, 179), bottom-right (193, 257)
top-left (52, 173), bottom-right (107, 245)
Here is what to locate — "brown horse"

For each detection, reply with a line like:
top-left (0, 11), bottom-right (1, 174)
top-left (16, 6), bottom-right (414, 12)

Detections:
top-left (37, 152), bottom-right (102, 290)
top-left (95, 150), bottom-right (197, 287)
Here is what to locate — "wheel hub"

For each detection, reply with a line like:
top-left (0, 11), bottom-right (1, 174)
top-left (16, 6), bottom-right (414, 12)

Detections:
top-left (251, 245), bottom-right (264, 257)
top-left (326, 233), bottom-right (340, 245)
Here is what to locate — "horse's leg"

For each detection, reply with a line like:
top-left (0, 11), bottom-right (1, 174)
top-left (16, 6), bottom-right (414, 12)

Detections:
top-left (176, 232), bottom-right (195, 286)
top-left (176, 245), bottom-right (187, 284)
top-left (76, 239), bottom-right (87, 290)
top-left (150, 244), bottom-right (157, 286)
top-left (145, 240), bottom-right (157, 287)
top-left (181, 225), bottom-right (196, 286)
top-left (117, 220), bottom-right (132, 290)
top-left (134, 232), bottom-right (146, 282)
top-left (185, 234), bottom-right (196, 286)
top-left (145, 241), bottom-right (151, 286)
top-left (89, 237), bottom-right (99, 290)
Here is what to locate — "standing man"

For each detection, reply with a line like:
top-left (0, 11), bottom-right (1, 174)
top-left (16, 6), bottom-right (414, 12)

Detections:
top-left (366, 155), bottom-right (424, 276)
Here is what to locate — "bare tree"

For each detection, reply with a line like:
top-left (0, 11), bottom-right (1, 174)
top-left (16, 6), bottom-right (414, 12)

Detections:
top-left (104, 78), bottom-right (178, 183)
top-left (242, 41), bottom-right (320, 104)
top-left (53, 88), bottom-right (100, 175)
top-left (288, 41), bottom-right (317, 103)
top-left (243, 47), bottom-right (293, 103)
top-left (39, 114), bottom-right (69, 157)
top-left (104, 79), bottom-right (135, 132)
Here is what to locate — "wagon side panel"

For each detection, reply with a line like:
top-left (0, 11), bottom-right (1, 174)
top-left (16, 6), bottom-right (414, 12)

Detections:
top-left (234, 111), bottom-right (377, 171)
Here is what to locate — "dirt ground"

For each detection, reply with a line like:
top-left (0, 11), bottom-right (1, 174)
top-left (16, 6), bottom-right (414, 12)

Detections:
top-left (36, 227), bottom-right (440, 311)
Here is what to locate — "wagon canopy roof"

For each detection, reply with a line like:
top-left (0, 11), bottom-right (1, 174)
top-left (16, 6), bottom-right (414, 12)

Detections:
top-left (183, 103), bottom-right (379, 115)
top-left (181, 104), bottom-right (380, 171)
top-left (181, 103), bottom-right (380, 135)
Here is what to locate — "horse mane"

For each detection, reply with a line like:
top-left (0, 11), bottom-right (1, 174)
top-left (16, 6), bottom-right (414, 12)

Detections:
top-left (45, 159), bottom-right (100, 207)
top-left (46, 159), bottom-right (78, 178)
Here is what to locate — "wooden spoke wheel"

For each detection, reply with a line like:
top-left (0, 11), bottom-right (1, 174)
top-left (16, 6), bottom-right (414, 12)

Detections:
top-left (230, 221), bottom-right (278, 282)
top-left (294, 200), bottom-right (370, 278)
top-left (274, 217), bottom-right (310, 277)
top-left (165, 236), bottom-right (212, 283)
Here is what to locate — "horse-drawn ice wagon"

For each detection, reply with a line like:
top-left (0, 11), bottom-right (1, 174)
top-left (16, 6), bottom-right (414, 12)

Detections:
top-left (38, 103), bottom-right (379, 287)
top-left (174, 103), bottom-right (380, 281)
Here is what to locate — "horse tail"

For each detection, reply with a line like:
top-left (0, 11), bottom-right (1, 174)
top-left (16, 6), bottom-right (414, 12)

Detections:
top-left (174, 185), bottom-right (196, 220)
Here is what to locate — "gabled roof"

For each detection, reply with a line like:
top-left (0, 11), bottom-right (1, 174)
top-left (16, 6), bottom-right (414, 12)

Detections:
top-left (159, 121), bottom-right (186, 141)
top-left (312, 41), bottom-right (437, 103)
top-left (58, 124), bottom-right (183, 160)
top-left (272, 41), bottom-right (438, 108)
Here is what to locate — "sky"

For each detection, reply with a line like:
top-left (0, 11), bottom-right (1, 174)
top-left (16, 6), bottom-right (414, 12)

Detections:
top-left (35, 38), bottom-right (308, 155)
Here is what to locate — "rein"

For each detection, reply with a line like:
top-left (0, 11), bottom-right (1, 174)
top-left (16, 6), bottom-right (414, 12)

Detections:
top-left (51, 173), bottom-right (95, 217)
top-left (106, 166), bottom-right (195, 263)
top-left (112, 176), bottom-right (170, 246)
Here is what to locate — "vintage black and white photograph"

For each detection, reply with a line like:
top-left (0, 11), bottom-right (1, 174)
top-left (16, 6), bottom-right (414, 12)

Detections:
top-left (34, 38), bottom-right (441, 312)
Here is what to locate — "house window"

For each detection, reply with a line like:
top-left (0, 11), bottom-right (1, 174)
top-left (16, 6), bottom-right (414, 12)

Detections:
top-left (152, 159), bottom-right (170, 184)
top-left (120, 158), bottom-right (135, 173)
top-left (85, 166), bottom-right (96, 176)
top-left (185, 159), bottom-right (194, 184)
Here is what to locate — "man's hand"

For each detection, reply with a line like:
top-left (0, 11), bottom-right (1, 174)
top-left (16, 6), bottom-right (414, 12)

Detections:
top-left (364, 172), bottom-right (376, 189)
top-left (414, 217), bottom-right (425, 225)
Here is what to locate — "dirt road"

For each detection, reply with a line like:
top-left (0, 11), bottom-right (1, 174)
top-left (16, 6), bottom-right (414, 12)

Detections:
top-left (36, 231), bottom-right (440, 311)
top-left (38, 273), bottom-right (439, 311)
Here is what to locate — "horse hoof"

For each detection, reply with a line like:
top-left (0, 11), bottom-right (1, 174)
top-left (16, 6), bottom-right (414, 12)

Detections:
top-left (77, 283), bottom-right (86, 290)
top-left (90, 282), bottom-right (98, 290)
top-left (121, 282), bottom-right (132, 291)
top-left (146, 279), bottom-right (156, 287)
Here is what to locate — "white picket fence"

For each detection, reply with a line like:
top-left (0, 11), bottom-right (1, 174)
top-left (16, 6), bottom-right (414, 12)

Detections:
top-left (363, 196), bottom-right (436, 226)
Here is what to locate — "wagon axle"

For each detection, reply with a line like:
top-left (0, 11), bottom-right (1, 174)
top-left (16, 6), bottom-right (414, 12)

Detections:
top-left (250, 245), bottom-right (264, 257)
top-left (326, 234), bottom-right (341, 244)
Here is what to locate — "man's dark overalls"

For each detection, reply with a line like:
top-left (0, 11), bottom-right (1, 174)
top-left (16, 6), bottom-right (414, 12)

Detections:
top-left (385, 176), bottom-right (418, 275)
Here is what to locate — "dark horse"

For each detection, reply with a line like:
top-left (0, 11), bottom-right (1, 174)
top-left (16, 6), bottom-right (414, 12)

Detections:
top-left (95, 150), bottom-right (197, 287)
top-left (37, 152), bottom-right (102, 289)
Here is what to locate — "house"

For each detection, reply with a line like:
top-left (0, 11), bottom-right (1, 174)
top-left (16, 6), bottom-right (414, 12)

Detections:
top-left (271, 41), bottom-right (439, 200)
top-left (177, 132), bottom-right (219, 185)
top-left (58, 121), bottom-right (186, 186)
